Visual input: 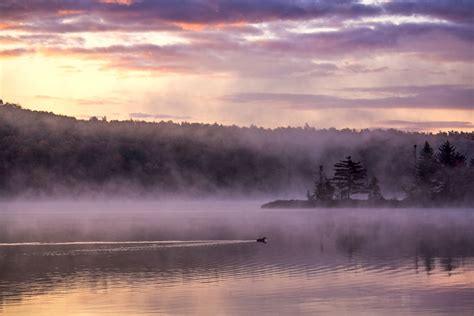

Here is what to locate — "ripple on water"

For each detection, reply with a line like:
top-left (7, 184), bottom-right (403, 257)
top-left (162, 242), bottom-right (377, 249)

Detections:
top-left (1, 206), bottom-right (474, 315)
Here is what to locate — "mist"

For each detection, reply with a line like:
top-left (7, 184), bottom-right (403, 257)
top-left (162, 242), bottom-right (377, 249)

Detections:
top-left (2, 201), bottom-right (474, 314)
top-left (1, 102), bottom-right (473, 200)
top-left (1, 200), bottom-right (473, 254)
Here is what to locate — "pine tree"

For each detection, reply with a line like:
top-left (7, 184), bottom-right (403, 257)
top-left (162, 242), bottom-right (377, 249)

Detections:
top-left (468, 158), bottom-right (474, 204)
top-left (437, 141), bottom-right (466, 168)
top-left (323, 179), bottom-right (335, 201)
top-left (437, 141), bottom-right (455, 167)
top-left (333, 156), bottom-right (367, 200)
top-left (415, 141), bottom-right (439, 199)
top-left (312, 165), bottom-right (334, 201)
top-left (436, 141), bottom-right (467, 202)
top-left (368, 176), bottom-right (383, 201)
top-left (454, 152), bottom-right (467, 167)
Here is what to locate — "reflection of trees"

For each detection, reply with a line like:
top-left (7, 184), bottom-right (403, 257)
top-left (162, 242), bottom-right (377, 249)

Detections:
top-left (415, 255), bottom-right (461, 275)
top-left (416, 238), bottom-right (467, 274)
top-left (440, 257), bottom-right (459, 274)
top-left (335, 233), bottom-right (366, 257)
top-left (417, 240), bottom-right (436, 273)
top-left (332, 222), bottom-right (474, 275)
top-left (423, 256), bottom-right (436, 273)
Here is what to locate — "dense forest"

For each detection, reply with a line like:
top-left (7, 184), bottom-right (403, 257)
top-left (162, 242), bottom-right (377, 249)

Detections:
top-left (0, 101), bottom-right (473, 201)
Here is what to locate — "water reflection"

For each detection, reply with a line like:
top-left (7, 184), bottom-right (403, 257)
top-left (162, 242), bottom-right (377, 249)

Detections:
top-left (0, 203), bottom-right (473, 314)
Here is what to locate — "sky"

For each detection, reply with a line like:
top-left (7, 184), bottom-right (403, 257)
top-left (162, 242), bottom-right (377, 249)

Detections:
top-left (0, 0), bottom-right (473, 131)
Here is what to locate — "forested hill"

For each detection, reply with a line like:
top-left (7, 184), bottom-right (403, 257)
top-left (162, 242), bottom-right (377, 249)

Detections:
top-left (1, 101), bottom-right (473, 198)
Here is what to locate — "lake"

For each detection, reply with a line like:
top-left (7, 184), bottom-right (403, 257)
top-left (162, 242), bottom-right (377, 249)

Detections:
top-left (0, 201), bottom-right (473, 315)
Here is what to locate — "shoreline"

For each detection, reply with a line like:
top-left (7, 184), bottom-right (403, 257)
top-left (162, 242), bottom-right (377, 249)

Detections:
top-left (261, 199), bottom-right (473, 209)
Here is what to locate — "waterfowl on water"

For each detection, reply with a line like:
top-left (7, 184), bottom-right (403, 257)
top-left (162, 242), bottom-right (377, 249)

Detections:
top-left (256, 237), bottom-right (267, 243)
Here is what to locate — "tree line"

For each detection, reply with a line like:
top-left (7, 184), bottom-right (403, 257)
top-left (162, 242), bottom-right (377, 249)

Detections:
top-left (308, 141), bottom-right (474, 205)
top-left (0, 101), bottom-right (473, 202)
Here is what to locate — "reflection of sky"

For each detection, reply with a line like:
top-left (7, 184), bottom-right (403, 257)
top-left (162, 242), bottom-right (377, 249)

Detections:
top-left (0, 201), bottom-right (473, 314)
top-left (1, 246), bottom-right (473, 315)
top-left (0, 1), bottom-right (473, 131)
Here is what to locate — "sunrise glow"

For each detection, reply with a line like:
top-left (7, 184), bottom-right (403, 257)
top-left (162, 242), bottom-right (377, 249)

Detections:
top-left (0, 0), bottom-right (472, 131)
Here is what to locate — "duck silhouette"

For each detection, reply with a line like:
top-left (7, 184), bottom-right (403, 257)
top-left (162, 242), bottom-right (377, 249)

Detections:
top-left (256, 237), bottom-right (267, 243)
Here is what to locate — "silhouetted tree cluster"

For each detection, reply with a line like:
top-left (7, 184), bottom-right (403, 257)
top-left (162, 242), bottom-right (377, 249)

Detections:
top-left (367, 177), bottom-right (383, 202)
top-left (0, 101), bottom-right (473, 202)
top-left (408, 140), bottom-right (474, 204)
top-left (308, 140), bottom-right (473, 205)
top-left (309, 156), bottom-right (380, 201)
top-left (308, 166), bottom-right (334, 201)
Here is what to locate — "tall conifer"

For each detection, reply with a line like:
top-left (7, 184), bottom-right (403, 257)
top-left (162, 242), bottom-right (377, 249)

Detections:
top-left (333, 156), bottom-right (367, 200)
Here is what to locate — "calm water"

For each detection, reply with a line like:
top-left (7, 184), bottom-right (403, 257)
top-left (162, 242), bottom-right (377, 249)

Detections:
top-left (0, 201), bottom-right (473, 315)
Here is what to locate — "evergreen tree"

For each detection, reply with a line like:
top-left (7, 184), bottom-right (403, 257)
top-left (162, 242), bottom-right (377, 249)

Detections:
top-left (437, 141), bottom-right (466, 168)
top-left (368, 176), bottom-right (383, 201)
top-left (312, 165), bottom-right (334, 201)
top-left (437, 141), bottom-right (455, 166)
top-left (436, 141), bottom-right (467, 202)
top-left (468, 158), bottom-right (474, 204)
top-left (454, 152), bottom-right (467, 167)
top-left (323, 179), bottom-right (335, 201)
top-left (420, 141), bottom-right (434, 163)
top-left (333, 156), bottom-right (367, 200)
top-left (415, 141), bottom-right (439, 199)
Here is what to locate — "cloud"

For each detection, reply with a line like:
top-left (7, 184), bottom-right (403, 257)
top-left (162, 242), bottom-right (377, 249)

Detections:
top-left (129, 112), bottom-right (192, 120)
top-left (256, 22), bottom-right (473, 61)
top-left (384, 0), bottom-right (474, 23)
top-left (1, 0), bottom-right (472, 129)
top-left (98, 0), bottom-right (136, 5)
top-left (223, 85), bottom-right (474, 110)
top-left (21, 18), bottom-right (469, 77)
top-left (1, 0), bottom-right (471, 31)
top-left (380, 120), bottom-right (474, 130)
top-left (0, 48), bottom-right (35, 57)
top-left (39, 44), bottom-right (206, 74)
top-left (34, 95), bottom-right (124, 106)
top-left (340, 63), bottom-right (388, 74)
top-left (0, 35), bottom-right (20, 44)
top-left (0, 1), bottom-right (382, 28)
top-left (1, 1), bottom-right (472, 77)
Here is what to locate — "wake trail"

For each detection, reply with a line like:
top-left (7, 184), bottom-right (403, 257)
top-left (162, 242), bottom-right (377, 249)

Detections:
top-left (0, 240), bottom-right (256, 247)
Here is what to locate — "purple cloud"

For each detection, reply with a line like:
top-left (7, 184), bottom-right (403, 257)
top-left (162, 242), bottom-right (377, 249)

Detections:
top-left (380, 120), bottom-right (474, 130)
top-left (0, 48), bottom-right (35, 57)
top-left (1, 1), bottom-right (471, 72)
top-left (0, 1), bottom-right (382, 26)
top-left (385, 0), bottom-right (474, 23)
top-left (256, 23), bottom-right (473, 61)
top-left (223, 85), bottom-right (474, 110)
top-left (129, 112), bottom-right (191, 120)
top-left (1, 0), bottom-right (471, 28)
